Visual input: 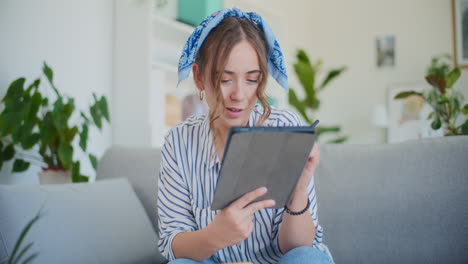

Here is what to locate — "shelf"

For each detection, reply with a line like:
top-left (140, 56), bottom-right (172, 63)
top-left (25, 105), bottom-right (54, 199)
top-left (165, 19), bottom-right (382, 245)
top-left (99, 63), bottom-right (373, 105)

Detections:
top-left (152, 15), bottom-right (195, 78)
top-left (153, 15), bottom-right (194, 44)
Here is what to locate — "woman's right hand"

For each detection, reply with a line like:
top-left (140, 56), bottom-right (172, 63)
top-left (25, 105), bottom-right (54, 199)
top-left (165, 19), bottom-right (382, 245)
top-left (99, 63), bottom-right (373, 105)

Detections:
top-left (207, 187), bottom-right (276, 248)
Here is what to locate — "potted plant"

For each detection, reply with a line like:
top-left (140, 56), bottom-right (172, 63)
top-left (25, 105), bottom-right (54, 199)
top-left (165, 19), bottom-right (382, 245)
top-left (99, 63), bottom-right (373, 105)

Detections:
top-left (288, 49), bottom-right (348, 143)
top-left (0, 62), bottom-right (110, 183)
top-left (394, 54), bottom-right (468, 136)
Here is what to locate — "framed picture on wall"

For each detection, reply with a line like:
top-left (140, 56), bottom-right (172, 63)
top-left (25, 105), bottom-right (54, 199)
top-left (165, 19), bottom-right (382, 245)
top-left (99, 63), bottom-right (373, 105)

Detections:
top-left (387, 83), bottom-right (443, 143)
top-left (376, 35), bottom-right (396, 68)
top-left (452, 0), bottom-right (468, 68)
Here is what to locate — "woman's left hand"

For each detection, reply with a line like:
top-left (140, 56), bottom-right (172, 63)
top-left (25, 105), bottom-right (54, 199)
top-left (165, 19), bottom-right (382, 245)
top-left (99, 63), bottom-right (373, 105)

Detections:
top-left (293, 143), bottom-right (320, 195)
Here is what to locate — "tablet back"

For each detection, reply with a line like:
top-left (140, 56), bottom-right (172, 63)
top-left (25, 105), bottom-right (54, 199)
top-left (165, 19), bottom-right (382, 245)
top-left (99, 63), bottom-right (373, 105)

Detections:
top-left (211, 127), bottom-right (316, 210)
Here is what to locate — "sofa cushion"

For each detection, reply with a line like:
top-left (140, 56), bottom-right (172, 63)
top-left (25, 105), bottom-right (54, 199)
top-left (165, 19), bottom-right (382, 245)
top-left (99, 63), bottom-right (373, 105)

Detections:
top-left (0, 178), bottom-right (161, 264)
top-left (315, 136), bottom-right (468, 263)
top-left (97, 146), bottom-right (161, 234)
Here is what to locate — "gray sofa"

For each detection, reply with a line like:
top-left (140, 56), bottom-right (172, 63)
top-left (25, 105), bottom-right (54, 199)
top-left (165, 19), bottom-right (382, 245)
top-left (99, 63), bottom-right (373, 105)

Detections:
top-left (1, 136), bottom-right (468, 263)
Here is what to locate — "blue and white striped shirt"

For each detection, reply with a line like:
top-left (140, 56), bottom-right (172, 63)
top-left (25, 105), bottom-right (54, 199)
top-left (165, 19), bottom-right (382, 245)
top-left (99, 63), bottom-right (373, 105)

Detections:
top-left (157, 104), bottom-right (330, 263)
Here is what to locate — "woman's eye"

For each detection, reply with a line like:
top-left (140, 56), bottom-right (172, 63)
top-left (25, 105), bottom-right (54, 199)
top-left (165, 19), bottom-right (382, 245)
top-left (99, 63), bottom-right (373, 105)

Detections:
top-left (221, 80), bottom-right (232, 83)
top-left (247, 79), bottom-right (258, 83)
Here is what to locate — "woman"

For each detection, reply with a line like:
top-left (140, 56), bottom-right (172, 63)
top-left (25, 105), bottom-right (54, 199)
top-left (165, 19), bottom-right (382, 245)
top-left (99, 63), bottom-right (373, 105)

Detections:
top-left (157, 8), bottom-right (333, 264)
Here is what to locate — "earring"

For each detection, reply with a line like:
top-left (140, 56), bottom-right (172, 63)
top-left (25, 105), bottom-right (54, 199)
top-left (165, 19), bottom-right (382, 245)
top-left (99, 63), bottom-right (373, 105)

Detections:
top-left (199, 90), bottom-right (205, 101)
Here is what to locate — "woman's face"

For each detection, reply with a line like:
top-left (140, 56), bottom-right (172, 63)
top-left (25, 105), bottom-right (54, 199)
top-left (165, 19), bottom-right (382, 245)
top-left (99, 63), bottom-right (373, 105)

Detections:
top-left (203, 40), bottom-right (261, 130)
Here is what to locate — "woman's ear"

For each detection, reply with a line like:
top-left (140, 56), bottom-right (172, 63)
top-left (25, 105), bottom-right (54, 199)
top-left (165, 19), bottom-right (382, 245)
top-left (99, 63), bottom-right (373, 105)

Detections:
top-left (192, 63), bottom-right (204, 92)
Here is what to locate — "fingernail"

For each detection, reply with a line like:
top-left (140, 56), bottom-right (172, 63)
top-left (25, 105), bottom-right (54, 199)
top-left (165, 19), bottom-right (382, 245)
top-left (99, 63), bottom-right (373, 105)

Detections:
top-left (260, 187), bottom-right (267, 193)
top-left (269, 200), bottom-right (276, 207)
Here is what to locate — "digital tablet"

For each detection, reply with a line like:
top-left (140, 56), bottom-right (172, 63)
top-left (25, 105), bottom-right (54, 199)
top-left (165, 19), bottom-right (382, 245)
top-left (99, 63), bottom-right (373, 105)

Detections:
top-left (211, 120), bottom-right (319, 210)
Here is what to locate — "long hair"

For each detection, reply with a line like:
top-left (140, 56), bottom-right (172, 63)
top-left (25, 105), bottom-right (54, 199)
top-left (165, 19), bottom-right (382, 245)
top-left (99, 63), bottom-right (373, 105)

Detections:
top-left (194, 17), bottom-right (271, 148)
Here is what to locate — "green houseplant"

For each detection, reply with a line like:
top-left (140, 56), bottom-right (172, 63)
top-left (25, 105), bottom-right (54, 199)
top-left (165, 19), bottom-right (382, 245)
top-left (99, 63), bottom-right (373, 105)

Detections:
top-left (394, 55), bottom-right (468, 136)
top-left (0, 62), bottom-right (110, 182)
top-left (288, 49), bottom-right (348, 143)
top-left (7, 210), bottom-right (42, 264)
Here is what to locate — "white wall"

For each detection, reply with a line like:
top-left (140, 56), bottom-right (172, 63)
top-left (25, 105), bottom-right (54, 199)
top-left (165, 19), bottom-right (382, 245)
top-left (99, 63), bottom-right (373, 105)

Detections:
top-left (304, 0), bottom-right (467, 144)
top-left (0, 0), bottom-right (113, 183)
top-left (113, 0), bottom-right (153, 148)
top-left (226, 0), bottom-right (468, 144)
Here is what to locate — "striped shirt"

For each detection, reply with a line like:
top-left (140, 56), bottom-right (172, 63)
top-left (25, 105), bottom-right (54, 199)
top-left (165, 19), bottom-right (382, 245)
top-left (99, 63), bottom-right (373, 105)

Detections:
top-left (157, 104), bottom-right (330, 263)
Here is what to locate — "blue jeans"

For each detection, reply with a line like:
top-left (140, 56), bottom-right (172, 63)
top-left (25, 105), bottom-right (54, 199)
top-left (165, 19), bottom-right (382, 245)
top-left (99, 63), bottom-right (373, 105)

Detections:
top-left (168, 246), bottom-right (333, 264)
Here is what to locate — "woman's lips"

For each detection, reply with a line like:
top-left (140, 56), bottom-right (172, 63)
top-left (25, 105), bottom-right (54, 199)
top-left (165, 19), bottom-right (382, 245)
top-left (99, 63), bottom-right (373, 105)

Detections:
top-left (226, 107), bottom-right (243, 118)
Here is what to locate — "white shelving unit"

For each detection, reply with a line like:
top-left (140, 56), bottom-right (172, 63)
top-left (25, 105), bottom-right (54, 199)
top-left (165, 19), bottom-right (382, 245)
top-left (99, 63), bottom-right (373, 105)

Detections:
top-left (113, 0), bottom-right (198, 149)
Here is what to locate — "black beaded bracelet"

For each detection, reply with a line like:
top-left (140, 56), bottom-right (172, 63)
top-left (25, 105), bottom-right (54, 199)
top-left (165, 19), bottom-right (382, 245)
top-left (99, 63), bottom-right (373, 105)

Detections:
top-left (284, 198), bottom-right (310, 216)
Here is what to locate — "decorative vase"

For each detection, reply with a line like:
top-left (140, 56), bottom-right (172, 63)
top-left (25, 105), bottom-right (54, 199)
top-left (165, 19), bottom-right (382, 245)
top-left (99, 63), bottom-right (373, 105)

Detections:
top-left (38, 169), bottom-right (71, 184)
top-left (178, 0), bottom-right (222, 26)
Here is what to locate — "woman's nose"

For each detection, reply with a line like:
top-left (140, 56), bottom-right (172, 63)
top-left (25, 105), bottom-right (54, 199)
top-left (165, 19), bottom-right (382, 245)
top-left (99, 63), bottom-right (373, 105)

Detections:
top-left (229, 80), bottom-right (245, 101)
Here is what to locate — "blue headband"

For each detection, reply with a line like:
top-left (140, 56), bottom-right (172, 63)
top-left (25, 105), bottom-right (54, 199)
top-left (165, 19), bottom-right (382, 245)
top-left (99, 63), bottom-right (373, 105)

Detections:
top-left (177, 8), bottom-right (288, 91)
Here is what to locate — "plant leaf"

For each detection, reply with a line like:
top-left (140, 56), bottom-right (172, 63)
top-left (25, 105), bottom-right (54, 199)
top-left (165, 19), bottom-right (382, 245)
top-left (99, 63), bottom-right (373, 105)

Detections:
top-left (21, 133), bottom-right (40, 150)
top-left (427, 111), bottom-right (434, 120)
top-left (319, 66), bottom-right (347, 91)
top-left (79, 124), bottom-right (88, 151)
top-left (461, 119), bottom-right (468, 135)
top-left (28, 92), bottom-right (42, 121)
top-left (4, 78), bottom-right (25, 100)
top-left (327, 136), bottom-right (348, 144)
top-left (425, 74), bottom-right (446, 93)
top-left (437, 95), bottom-right (450, 105)
top-left (52, 98), bottom-right (66, 131)
top-left (10, 112), bottom-right (25, 142)
top-left (90, 105), bottom-right (102, 129)
top-left (99, 96), bottom-right (110, 122)
top-left (13, 159), bottom-right (30, 172)
top-left (10, 242), bottom-right (33, 264)
top-left (64, 126), bottom-right (78, 143)
top-left (19, 252), bottom-right (39, 264)
top-left (24, 78), bottom-right (40, 95)
top-left (71, 164), bottom-right (90, 182)
top-left (42, 62), bottom-right (53, 83)
top-left (294, 50), bottom-right (318, 105)
top-left (4, 96), bottom-right (21, 112)
top-left (21, 95), bottom-right (32, 121)
top-left (462, 104), bottom-right (468, 115)
top-left (58, 144), bottom-right (73, 169)
top-left (39, 112), bottom-right (56, 146)
top-left (288, 89), bottom-right (312, 124)
top-left (294, 60), bottom-right (316, 105)
top-left (80, 112), bottom-right (90, 123)
top-left (8, 211), bottom-right (41, 264)
top-left (394, 91), bottom-right (424, 99)
top-left (317, 126), bottom-right (341, 133)
top-left (451, 97), bottom-right (460, 118)
top-left (42, 62), bottom-right (60, 97)
top-left (431, 116), bottom-right (442, 130)
top-left (72, 161), bottom-right (80, 183)
top-left (78, 175), bottom-right (89, 183)
top-left (296, 49), bottom-right (310, 64)
top-left (4, 144), bottom-right (15, 160)
top-left (89, 154), bottom-right (98, 170)
top-left (18, 121), bottom-right (36, 142)
top-left (426, 54), bottom-right (451, 78)
top-left (446, 68), bottom-right (461, 88)
top-left (63, 98), bottom-right (75, 121)
top-left (41, 97), bottom-right (48, 106)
